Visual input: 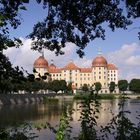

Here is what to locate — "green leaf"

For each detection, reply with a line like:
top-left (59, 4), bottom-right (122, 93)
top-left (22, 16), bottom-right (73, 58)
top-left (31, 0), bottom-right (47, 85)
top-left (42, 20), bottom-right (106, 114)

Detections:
top-left (22, 0), bottom-right (29, 3)
top-left (19, 6), bottom-right (27, 10)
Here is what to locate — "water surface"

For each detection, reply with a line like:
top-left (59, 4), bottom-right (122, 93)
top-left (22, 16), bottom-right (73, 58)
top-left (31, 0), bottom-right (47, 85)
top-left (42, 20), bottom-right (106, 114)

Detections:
top-left (0, 99), bottom-right (140, 139)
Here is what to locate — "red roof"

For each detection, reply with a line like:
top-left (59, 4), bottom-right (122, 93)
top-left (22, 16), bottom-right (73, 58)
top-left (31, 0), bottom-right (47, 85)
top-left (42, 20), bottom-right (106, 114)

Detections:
top-left (49, 64), bottom-right (62, 73)
top-left (107, 63), bottom-right (118, 70)
top-left (80, 68), bottom-right (92, 73)
top-left (34, 56), bottom-right (48, 68)
top-left (49, 63), bottom-right (57, 69)
top-left (49, 68), bottom-right (62, 73)
top-left (92, 56), bottom-right (108, 67)
top-left (63, 62), bottom-right (80, 70)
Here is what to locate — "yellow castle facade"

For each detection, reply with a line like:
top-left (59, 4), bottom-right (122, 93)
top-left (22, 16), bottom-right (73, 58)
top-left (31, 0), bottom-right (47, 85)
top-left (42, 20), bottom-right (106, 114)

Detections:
top-left (33, 53), bottom-right (119, 93)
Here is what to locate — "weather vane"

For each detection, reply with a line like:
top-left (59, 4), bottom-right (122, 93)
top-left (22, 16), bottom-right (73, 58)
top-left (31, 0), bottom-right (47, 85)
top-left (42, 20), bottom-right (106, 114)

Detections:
top-left (98, 47), bottom-right (102, 55)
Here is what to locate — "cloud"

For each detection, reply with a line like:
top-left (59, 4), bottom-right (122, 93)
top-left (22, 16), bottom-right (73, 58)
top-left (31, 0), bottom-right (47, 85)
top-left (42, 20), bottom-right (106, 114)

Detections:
top-left (107, 42), bottom-right (140, 81)
top-left (4, 38), bottom-right (77, 73)
top-left (126, 55), bottom-right (140, 66)
top-left (74, 57), bottom-right (92, 68)
top-left (107, 43), bottom-right (139, 65)
top-left (4, 38), bottom-right (140, 81)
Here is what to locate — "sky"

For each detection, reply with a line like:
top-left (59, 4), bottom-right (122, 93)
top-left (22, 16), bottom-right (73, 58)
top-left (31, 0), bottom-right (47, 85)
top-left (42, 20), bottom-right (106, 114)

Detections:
top-left (4, 1), bottom-right (140, 81)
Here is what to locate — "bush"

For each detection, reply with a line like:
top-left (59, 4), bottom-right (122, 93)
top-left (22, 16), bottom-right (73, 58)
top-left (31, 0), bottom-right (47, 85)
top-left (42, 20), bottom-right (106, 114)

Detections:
top-left (74, 93), bottom-right (115, 100)
top-left (43, 96), bottom-right (59, 103)
top-left (97, 94), bottom-right (115, 100)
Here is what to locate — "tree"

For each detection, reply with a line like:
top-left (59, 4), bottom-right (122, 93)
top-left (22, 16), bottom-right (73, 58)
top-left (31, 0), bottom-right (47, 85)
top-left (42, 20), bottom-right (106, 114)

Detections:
top-left (1, 0), bottom-right (140, 93)
top-left (29, 0), bottom-right (134, 57)
top-left (49, 80), bottom-right (61, 93)
top-left (82, 84), bottom-right (89, 93)
top-left (67, 82), bottom-right (72, 93)
top-left (59, 80), bottom-right (67, 93)
top-left (109, 82), bottom-right (116, 93)
top-left (118, 80), bottom-right (128, 93)
top-left (129, 79), bottom-right (140, 93)
top-left (94, 82), bottom-right (102, 94)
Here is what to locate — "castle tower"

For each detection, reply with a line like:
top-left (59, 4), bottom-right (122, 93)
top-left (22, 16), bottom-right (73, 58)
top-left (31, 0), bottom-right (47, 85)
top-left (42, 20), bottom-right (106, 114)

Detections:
top-left (33, 53), bottom-right (49, 80)
top-left (92, 48), bottom-right (108, 88)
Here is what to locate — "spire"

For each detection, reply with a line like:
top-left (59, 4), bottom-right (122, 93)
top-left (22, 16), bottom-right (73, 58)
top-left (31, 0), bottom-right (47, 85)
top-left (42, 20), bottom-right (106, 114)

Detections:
top-left (51, 59), bottom-right (54, 64)
top-left (98, 47), bottom-right (102, 55)
top-left (41, 49), bottom-right (44, 58)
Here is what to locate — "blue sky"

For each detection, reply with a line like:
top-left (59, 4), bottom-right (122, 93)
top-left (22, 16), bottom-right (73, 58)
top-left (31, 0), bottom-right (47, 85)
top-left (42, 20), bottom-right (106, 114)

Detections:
top-left (5, 1), bottom-right (140, 80)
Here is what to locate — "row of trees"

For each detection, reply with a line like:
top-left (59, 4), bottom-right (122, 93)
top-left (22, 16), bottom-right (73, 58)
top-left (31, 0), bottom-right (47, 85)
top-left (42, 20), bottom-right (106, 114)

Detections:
top-left (0, 72), bottom-right (73, 94)
top-left (118, 79), bottom-right (140, 93)
top-left (81, 79), bottom-right (140, 94)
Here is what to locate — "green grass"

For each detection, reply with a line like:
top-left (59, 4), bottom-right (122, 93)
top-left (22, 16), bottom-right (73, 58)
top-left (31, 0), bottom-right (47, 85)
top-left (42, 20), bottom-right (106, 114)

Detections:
top-left (74, 93), bottom-right (116, 100)
top-left (97, 94), bottom-right (115, 99)
top-left (43, 96), bottom-right (59, 103)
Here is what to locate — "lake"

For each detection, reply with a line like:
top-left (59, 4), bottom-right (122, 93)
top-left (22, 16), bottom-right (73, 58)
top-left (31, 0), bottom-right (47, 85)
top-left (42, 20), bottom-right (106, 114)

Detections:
top-left (0, 99), bottom-right (140, 140)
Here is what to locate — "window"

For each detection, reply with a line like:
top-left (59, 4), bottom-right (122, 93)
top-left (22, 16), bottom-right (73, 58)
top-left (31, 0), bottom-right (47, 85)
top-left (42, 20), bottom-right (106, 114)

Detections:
top-left (84, 74), bottom-right (86, 76)
top-left (99, 67), bottom-right (101, 70)
top-left (99, 76), bottom-right (101, 79)
top-left (114, 74), bottom-right (116, 76)
top-left (80, 78), bottom-right (82, 80)
top-left (99, 72), bottom-right (101, 74)
top-left (94, 72), bottom-right (96, 74)
top-left (60, 74), bottom-right (61, 76)
top-left (104, 76), bottom-right (106, 79)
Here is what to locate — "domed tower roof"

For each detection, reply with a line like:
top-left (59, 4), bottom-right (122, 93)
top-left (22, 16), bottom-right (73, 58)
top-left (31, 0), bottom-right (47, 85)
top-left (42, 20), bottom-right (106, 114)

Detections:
top-left (92, 48), bottom-right (108, 67)
top-left (63, 61), bottom-right (80, 70)
top-left (92, 56), bottom-right (108, 67)
top-left (34, 56), bottom-right (48, 68)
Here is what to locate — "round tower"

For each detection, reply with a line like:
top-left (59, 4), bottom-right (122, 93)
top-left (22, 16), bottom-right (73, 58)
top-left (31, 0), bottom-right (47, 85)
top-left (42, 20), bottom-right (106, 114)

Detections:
top-left (92, 49), bottom-right (108, 88)
top-left (33, 55), bottom-right (49, 80)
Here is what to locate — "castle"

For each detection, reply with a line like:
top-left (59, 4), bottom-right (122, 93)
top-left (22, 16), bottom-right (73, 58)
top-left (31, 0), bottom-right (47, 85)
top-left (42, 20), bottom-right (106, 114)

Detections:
top-left (33, 51), bottom-right (118, 93)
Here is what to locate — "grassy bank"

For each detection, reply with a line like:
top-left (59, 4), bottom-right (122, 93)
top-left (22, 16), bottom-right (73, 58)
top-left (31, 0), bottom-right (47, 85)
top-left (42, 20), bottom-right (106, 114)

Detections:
top-left (43, 96), bottom-right (59, 103)
top-left (74, 93), bottom-right (115, 100)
